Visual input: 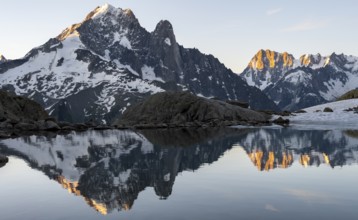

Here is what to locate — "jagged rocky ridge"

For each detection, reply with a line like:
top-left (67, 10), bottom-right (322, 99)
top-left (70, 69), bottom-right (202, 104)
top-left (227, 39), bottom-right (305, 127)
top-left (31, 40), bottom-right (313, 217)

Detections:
top-left (241, 49), bottom-right (358, 111)
top-left (0, 4), bottom-right (277, 124)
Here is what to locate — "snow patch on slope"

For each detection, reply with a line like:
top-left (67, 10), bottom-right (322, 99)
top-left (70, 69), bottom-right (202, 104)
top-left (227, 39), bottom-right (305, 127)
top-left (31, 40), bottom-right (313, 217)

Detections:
top-left (164, 38), bottom-right (171, 46)
top-left (0, 34), bottom-right (164, 114)
top-left (141, 65), bottom-right (164, 82)
top-left (320, 72), bottom-right (358, 101)
top-left (112, 31), bottom-right (132, 50)
top-left (285, 99), bottom-right (358, 129)
top-left (284, 70), bottom-right (311, 86)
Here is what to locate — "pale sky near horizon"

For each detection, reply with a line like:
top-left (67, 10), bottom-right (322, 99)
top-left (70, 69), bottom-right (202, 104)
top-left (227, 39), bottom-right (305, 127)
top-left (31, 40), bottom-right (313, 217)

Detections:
top-left (1, 0), bottom-right (357, 72)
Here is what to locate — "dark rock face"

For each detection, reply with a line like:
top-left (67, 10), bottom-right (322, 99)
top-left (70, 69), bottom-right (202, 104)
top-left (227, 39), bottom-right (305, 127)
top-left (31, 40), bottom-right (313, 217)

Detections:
top-left (273, 117), bottom-right (290, 126)
top-left (323, 107), bottom-right (334, 112)
top-left (114, 92), bottom-right (270, 127)
top-left (0, 4), bottom-right (277, 124)
top-left (0, 154), bottom-right (9, 164)
top-left (0, 90), bottom-right (49, 122)
top-left (263, 67), bottom-right (327, 111)
top-left (241, 50), bottom-right (358, 111)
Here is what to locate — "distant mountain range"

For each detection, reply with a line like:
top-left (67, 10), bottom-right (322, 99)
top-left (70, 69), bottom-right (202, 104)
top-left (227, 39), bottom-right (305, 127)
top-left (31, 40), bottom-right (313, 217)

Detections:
top-left (241, 49), bottom-right (358, 111)
top-left (1, 4), bottom-right (357, 122)
top-left (0, 4), bottom-right (276, 124)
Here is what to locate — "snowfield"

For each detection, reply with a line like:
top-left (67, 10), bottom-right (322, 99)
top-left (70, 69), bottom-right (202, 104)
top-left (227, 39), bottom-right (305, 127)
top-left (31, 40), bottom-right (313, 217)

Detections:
top-left (285, 99), bottom-right (358, 129)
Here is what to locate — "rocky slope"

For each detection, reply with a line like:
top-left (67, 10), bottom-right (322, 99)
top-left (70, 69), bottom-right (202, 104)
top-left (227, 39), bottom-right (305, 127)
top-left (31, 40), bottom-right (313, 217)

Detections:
top-left (114, 92), bottom-right (270, 128)
top-left (0, 4), bottom-right (277, 124)
top-left (241, 50), bottom-right (358, 111)
top-left (338, 89), bottom-right (358, 101)
top-left (0, 90), bottom-right (64, 136)
top-left (0, 90), bottom-right (48, 122)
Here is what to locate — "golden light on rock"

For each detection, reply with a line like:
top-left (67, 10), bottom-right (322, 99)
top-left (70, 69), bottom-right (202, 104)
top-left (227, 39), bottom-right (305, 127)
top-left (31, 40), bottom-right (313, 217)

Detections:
top-left (254, 50), bottom-right (265, 70)
top-left (323, 153), bottom-right (330, 165)
top-left (248, 150), bottom-right (293, 171)
top-left (85, 198), bottom-right (108, 215)
top-left (299, 155), bottom-right (311, 167)
top-left (249, 151), bottom-right (264, 170)
top-left (282, 52), bottom-right (294, 67)
top-left (122, 203), bottom-right (131, 211)
top-left (281, 152), bottom-right (293, 168)
top-left (57, 176), bottom-right (81, 196)
top-left (265, 50), bottom-right (276, 69)
top-left (264, 152), bottom-right (275, 171)
top-left (300, 54), bottom-right (311, 66)
top-left (56, 176), bottom-right (108, 215)
top-left (248, 50), bottom-right (294, 71)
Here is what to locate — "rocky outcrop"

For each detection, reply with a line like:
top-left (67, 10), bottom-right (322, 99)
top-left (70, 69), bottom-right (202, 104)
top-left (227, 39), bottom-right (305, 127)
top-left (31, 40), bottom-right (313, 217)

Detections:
top-left (0, 154), bottom-right (8, 165)
top-left (338, 89), bottom-right (358, 101)
top-left (323, 107), bottom-right (334, 112)
top-left (0, 90), bottom-right (49, 122)
top-left (0, 90), bottom-right (116, 137)
top-left (114, 92), bottom-right (270, 128)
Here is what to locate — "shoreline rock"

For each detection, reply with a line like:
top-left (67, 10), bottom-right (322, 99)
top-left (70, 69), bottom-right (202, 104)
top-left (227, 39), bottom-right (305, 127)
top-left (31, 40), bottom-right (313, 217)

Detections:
top-left (273, 117), bottom-right (290, 126)
top-left (0, 154), bottom-right (9, 165)
top-left (113, 92), bottom-right (271, 129)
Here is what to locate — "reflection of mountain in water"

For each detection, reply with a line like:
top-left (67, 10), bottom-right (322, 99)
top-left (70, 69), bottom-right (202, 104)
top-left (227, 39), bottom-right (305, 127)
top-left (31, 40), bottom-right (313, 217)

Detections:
top-left (238, 128), bottom-right (358, 171)
top-left (0, 128), bottom-right (358, 214)
top-left (0, 129), bottom-right (239, 215)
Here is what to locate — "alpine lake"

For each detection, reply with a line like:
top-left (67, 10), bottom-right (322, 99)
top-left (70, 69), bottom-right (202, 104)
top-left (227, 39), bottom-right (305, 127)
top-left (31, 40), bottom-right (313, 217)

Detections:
top-left (0, 126), bottom-right (357, 220)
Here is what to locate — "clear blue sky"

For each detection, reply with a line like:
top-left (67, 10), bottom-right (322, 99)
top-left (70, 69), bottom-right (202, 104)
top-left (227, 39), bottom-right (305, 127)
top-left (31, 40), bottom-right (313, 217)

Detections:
top-left (1, 0), bottom-right (357, 72)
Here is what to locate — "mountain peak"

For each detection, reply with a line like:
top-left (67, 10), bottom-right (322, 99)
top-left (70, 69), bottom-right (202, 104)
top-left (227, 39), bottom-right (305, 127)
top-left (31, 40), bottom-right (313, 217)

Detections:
top-left (154, 20), bottom-right (174, 33)
top-left (248, 49), bottom-right (294, 70)
top-left (89, 3), bottom-right (117, 19)
top-left (299, 53), bottom-right (331, 69)
top-left (153, 20), bottom-right (175, 42)
top-left (58, 4), bottom-right (139, 41)
top-left (0, 53), bottom-right (6, 63)
top-left (85, 4), bottom-right (137, 21)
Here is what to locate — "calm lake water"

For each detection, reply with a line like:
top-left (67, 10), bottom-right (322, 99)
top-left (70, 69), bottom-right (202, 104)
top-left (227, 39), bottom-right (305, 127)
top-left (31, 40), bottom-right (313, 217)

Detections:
top-left (0, 127), bottom-right (358, 220)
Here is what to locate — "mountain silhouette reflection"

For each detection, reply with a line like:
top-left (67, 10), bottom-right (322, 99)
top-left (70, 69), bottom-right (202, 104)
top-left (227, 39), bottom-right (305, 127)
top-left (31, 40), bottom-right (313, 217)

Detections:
top-left (0, 127), bottom-right (357, 214)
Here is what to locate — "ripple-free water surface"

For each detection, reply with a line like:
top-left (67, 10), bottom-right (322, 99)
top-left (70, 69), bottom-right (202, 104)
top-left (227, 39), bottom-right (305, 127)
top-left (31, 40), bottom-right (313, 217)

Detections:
top-left (0, 127), bottom-right (357, 220)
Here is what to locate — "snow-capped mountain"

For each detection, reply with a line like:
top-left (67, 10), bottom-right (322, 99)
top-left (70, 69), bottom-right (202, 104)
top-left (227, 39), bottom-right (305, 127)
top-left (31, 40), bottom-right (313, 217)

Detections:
top-left (241, 50), bottom-right (358, 111)
top-left (241, 49), bottom-right (297, 90)
top-left (0, 54), bottom-right (6, 64)
top-left (0, 4), bottom-right (277, 124)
